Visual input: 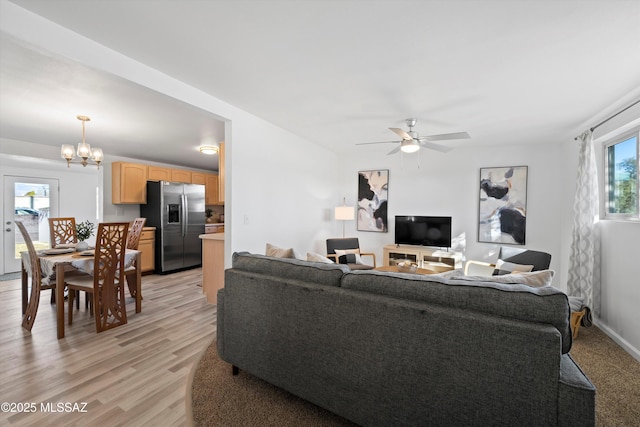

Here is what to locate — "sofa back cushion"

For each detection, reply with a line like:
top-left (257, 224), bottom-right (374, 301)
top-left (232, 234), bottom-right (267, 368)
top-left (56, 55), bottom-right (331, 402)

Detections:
top-left (341, 270), bottom-right (572, 353)
top-left (231, 252), bottom-right (348, 287)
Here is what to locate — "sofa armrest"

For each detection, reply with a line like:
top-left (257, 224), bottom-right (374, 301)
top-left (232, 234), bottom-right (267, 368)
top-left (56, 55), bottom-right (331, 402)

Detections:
top-left (558, 353), bottom-right (596, 426)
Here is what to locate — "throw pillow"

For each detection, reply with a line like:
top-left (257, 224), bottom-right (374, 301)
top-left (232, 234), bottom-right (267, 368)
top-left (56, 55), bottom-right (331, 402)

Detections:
top-left (265, 243), bottom-right (295, 259)
top-left (492, 259), bottom-right (534, 276)
top-left (307, 252), bottom-right (334, 264)
top-left (334, 249), bottom-right (364, 265)
top-left (338, 254), bottom-right (358, 264)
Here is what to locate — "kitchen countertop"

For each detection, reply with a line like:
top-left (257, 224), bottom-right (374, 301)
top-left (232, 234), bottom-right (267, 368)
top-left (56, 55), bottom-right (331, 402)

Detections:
top-left (205, 223), bottom-right (224, 226)
top-left (199, 233), bottom-right (224, 240)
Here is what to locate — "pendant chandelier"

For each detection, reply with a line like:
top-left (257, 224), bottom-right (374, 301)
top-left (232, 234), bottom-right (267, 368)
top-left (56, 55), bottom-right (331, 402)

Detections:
top-left (60, 115), bottom-right (104, 169)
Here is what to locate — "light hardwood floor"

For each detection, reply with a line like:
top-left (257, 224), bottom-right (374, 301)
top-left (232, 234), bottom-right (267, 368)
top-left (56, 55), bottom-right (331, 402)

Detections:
top-left (0, 268), bottom-right (217, 426)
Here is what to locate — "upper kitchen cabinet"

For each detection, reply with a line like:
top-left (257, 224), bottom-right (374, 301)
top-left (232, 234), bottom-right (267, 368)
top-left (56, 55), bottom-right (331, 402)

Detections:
top-left (171, 169), bottom-right (192, 183)
top-left (191, 172), bottom-right (206, 185)
top-left (147, 166), bottom-right (171, 181)
top-left (112, 162), bottom-right (147, 204)
top-left (204, 173), bottom-right (221, 205)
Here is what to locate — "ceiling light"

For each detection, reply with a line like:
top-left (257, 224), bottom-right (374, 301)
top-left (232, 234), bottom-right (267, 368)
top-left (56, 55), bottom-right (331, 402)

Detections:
top-left (61, 115), bottom-right (104, 169)
top-left (199, 145), bottom-right (219, 155)
top-left (400, 139), bottom-right (420, 153)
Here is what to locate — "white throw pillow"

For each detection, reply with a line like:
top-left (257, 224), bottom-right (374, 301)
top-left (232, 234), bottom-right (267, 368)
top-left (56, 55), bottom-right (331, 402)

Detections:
top-left (307, 252), bottom-right (334, 264)
top-left (494, 259), bottom-right (534, 275)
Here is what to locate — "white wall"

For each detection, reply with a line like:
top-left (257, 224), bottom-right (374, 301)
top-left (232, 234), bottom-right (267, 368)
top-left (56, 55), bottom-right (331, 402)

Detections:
top-left (339, 141), bottom-right (566, 286)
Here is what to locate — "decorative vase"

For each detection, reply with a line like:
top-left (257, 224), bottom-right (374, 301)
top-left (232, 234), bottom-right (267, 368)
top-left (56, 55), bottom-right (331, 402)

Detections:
top-left (206, 216), bottom-right (214, 224)
top-left (76, 241), bottom-right (89, 251)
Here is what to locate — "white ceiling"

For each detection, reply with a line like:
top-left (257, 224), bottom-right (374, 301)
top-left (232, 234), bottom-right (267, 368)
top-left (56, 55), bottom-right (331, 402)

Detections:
top-left (2, 0), bottom-right (640, 169)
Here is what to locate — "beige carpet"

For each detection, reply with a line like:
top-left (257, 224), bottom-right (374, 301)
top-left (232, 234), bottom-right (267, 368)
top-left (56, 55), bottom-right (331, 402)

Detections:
top-left (570, 326), bottom-right (640, 426)
top-left (191, 326), bottom-right (640, 426)
top-left (190, 342), bottom-right (356, 427)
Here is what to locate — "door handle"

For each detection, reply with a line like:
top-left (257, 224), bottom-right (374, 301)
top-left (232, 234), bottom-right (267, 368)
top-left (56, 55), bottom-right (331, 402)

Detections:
top-left (6, 228), bottom-right (12, 232)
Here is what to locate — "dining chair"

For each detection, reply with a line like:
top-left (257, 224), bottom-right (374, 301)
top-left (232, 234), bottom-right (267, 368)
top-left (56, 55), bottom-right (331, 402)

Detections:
top-left (49, 217), bottom-right (77, 248)
top-left (66, 222), bottom-right (130, 333)
top-left (49, 216), bottom-right (93, 308)
top-left (124, 218), bottom-right (146, 299)
top-left (16, 221), bottom-right (56, 331)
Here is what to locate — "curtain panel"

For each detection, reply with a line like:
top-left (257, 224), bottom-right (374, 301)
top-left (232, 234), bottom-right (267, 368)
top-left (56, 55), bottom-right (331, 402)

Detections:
top-left (567, 130), bottom-right (601, 316)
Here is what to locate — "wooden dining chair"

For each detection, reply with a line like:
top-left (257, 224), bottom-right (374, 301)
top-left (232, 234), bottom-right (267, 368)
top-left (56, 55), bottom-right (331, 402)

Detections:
top-left (124, 218), bottom-right (146, 299)
top-left (66, 222), bottom-right (130, 333)
top-left (49, 217), bottom-right (77, 248)
top-left (16, 221), bottom-right (56, 331)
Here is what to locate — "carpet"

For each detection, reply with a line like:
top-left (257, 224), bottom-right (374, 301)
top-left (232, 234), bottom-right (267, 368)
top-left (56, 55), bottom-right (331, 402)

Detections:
top-left (190, 340), bottom-right (356, 427)
top-left (190, 326), bottom-right (640, 426)
top-left (570, 325), bottom-right (640, 426)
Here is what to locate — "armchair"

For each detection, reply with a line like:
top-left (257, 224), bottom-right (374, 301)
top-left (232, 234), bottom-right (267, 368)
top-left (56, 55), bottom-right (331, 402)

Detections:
top-left (464, 246), bottom-right (551, 276)
top-left (326, 238), bottom-right (376, 270)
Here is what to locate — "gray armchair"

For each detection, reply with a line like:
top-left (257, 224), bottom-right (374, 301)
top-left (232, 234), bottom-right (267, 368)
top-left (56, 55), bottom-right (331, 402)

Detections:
top-left (465, 246), bottom-right (551, 276)
top-left (326, 238), bottom-right (376, 270)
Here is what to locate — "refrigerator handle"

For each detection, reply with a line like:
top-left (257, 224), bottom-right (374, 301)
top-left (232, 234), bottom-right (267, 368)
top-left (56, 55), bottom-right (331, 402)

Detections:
top-left (181, 194), bottom-right (187, 237)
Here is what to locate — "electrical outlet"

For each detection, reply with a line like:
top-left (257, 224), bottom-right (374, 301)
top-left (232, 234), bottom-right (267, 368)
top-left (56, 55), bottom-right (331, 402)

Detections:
top-left (243, 215), bottom-right (249, 225)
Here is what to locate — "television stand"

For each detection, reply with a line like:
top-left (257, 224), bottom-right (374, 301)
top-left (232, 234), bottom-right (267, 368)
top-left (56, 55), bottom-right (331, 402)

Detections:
top-left (383, 244), bottom-right (462, 270)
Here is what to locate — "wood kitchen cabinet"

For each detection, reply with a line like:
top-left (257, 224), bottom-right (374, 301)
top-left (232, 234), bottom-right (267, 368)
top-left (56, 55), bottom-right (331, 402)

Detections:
top-left (138, 227), bottom-right (156, 273)
top-left (200, 233), bottom-right (224, 304)
top-left (171, 169), bottom-right (192, 183)
top-left (191, 172), bottom-right (206, 185)
top-left (204, 173), bottom-right (221, 205)
top-left (147, 166), bottom-right (171, 181)
top-left (112, 162), bottom-right (147, 204)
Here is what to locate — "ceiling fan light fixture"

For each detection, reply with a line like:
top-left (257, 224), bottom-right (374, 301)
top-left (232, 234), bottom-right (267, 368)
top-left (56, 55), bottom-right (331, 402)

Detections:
top-left (400, 139), bottom-right (420, 153)
top-left (199, 145), bottom-right (219, 155)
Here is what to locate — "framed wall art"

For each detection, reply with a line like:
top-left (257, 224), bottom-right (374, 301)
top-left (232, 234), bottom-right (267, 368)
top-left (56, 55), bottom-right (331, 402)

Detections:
top-left (478, 166), bottom-right (528, 245)
top-left (357, 169), bottom-right (388, 232)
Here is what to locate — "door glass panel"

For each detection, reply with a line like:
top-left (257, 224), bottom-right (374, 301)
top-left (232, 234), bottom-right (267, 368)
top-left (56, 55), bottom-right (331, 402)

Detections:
top-left (14, 182), bottom-right (51, 258)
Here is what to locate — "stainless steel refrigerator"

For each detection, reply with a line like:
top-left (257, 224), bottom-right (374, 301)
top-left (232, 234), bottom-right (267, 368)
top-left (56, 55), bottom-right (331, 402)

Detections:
top-left (141, 181), bottom-right (205, 273)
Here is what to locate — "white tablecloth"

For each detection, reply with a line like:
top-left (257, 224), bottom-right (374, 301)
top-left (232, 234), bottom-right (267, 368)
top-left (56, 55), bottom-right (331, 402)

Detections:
top-left (21, 249), bottom-right (139, 286)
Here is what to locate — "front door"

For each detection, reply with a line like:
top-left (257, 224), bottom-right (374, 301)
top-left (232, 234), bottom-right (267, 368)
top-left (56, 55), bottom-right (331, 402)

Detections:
top-left (3, 176), bottom-right (59, 273)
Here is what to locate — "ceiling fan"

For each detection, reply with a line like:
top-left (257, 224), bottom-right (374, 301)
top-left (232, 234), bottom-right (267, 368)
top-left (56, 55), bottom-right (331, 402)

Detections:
top-left (357, 118), bottom-right (470, 155)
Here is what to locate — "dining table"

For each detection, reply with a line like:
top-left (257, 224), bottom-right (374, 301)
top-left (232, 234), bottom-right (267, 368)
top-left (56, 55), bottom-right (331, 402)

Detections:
top-left (21, 247), bottom-right (142, 339)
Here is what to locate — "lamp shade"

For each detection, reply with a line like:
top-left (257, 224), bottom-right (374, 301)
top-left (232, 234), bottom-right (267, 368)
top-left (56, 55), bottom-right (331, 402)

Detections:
top-left (335, 205), bottom-right (355, 221)
top-left (400, 139), bottom-right (420, 153)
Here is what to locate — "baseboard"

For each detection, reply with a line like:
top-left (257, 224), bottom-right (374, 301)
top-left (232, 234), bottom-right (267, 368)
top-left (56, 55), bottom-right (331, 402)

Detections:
top-left (594, 318), bottom-right (640, 363)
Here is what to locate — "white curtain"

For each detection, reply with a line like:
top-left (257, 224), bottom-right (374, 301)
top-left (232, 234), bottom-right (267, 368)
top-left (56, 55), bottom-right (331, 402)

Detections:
top-left (567, 130), bottom-right (601, 315)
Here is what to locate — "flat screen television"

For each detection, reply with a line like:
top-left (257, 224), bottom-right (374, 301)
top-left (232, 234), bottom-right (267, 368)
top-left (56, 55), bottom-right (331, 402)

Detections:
top-left (394, 216), bottom-right (452, 248)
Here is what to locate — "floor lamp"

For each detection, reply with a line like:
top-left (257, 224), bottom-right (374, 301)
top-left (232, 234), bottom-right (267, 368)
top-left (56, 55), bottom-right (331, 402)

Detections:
top-left (335, 198), bottom-right (355, 238)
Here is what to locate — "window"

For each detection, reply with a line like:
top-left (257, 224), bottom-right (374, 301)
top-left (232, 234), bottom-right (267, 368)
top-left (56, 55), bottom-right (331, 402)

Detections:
top-left (604, 128), bottom-right (639, 219)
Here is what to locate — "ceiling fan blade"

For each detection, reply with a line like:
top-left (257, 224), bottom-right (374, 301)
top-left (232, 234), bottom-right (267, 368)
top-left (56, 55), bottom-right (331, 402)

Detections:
top-left (356, 140), bottom-right (401, 146)
top-left (389, 127), bottom-right (412, 140)
top-left (418, 141), bottom-right (453, 153)
top-left (420, 131), bottom-right (470, 141)
top-left (387, 146), bottom-right (402, 155)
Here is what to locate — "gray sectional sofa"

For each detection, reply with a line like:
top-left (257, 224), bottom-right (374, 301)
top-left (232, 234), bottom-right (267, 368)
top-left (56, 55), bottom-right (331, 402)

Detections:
top-left (216, 252), bottom-right (595, 426)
